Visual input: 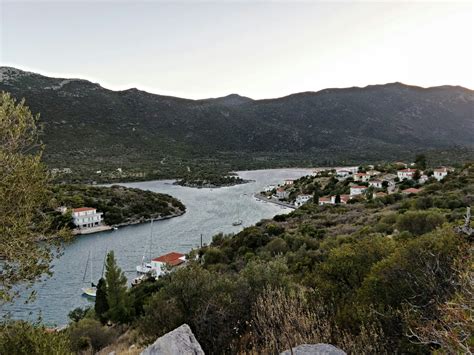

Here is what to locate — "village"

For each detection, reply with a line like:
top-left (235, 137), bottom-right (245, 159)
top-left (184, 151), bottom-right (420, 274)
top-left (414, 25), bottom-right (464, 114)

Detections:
top-left (259, 162), bottom-right (452, 208)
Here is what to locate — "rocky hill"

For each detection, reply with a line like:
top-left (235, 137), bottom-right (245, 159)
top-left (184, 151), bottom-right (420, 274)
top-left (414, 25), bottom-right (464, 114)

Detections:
top-left (1, 67), bottom-right (473, 179)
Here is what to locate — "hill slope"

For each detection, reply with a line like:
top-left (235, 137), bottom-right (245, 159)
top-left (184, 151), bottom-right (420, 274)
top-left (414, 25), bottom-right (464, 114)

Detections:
top-left (1, 67), bottom-right (473, 179)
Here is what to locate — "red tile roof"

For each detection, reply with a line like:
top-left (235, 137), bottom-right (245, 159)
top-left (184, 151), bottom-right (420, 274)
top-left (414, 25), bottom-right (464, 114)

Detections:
top-left (402, 188), bottom-right (421, 194)
top-left (399, 168), bottom-right (416, 173)
top-left (73, 207), bottom-right (96, 212)
top-left (351, 185), bottom-right (367, 189)
top-left (152, 252), bottom-right (185, 266)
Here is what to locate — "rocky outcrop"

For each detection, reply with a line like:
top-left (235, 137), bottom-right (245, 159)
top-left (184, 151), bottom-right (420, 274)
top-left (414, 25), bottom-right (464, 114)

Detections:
top-left (141, 324), bottom-right (204, 355)
top-left (280, 343), bottom-right (346, 355)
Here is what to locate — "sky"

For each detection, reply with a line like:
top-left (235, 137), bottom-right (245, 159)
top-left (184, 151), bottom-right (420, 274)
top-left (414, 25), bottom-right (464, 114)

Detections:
top-left (0, 1), bottom-right (473, 99)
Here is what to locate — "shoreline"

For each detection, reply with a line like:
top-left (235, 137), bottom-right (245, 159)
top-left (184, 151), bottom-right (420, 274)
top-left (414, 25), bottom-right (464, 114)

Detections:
top-left (173, 179), bottom-right (254, 189)
top-left (254, 193), bottom-right (296, 210)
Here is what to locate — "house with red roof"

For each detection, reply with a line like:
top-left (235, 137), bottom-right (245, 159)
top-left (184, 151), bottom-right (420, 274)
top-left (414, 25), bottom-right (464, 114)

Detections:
top-left (402, 187), bottom-right (422, 195)
top-left (354, 173), bottom-right (370, 182)
top-left (71, 207), bottom-right (103, 229)
top-left (350, 185), bottom-right (368, 196)
top-left (150, 252), bottom-right (186, 276)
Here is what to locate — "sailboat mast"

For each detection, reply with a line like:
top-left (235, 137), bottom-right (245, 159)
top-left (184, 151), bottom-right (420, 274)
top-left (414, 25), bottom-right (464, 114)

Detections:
top-left (90, 252), bottom-right (93, 285)
top-left (149, 219), bottom-right (153, 261)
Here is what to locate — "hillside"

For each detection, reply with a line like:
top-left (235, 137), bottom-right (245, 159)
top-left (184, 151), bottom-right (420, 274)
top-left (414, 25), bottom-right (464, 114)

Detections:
top-left (1, 67), bottom-right (473, 180)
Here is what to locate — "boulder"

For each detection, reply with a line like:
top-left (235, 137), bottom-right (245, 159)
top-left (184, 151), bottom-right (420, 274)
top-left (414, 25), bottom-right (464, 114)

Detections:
top-left (280, 343), bottom-right (346, 355)
top-left (141, 324), bottom-right (204, 355)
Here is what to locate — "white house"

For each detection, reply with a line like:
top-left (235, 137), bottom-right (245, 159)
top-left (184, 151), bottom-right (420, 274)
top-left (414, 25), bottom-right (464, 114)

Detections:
top-left (284, 179), bottom-right (294, 186)
top-left (72, 207), bottom-right (103, 229)
top-left (433, 168), bottom-right (449, 181)
top-left (354, 173), bottom-right (370, 182)
top-left (366, 170), bottom-right (381, 177)
top-left (150, 252), bottom-right (186, 277)
top-left (276, 187), bottom-right (290, 200)
top-left (295, 194), bottom-right (312, 207)
top-left (369, 180), bottom-right (384, 189)
top-left (318, 196), bottom-right (334, 205)
top-left (419, 175), bottom-right (429, 184)
top-left (397, 168), bottom-right (417, 180)
top-left (350, 185), bottom-right (368, 196)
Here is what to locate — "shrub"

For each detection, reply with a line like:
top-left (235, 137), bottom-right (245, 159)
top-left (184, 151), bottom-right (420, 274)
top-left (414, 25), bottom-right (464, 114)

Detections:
top-left (67, 318), bottom-right (118, 353)
top-left (0, 321), bottom-right (71, 354)
top-left (396, 210), bottom-right (446, 236)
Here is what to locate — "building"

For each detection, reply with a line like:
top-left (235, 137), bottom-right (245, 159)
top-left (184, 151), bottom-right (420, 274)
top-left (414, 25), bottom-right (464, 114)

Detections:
top-left (372, 191), bottom-right (387, 199)
top-left (318, 196), bottom-right (334, 205)
top-left (150, 252), bottom-right (186, 277)
top-left (340, 194), bottom-right (351, 204)
top-left (295, 194), bottom-right (312, 207)
top-left (419, 174), bottom-right (429, 184)
top-left (366, 170), bottom-right (381, 176)
top-left (284, 179), bottom-right (294, 186)
top-left (397, 168), bottom-right (417, 180)
top-left (350, 185), bottom-right (368, 196)
top-left (354, 173), bottom-right (370, 182)
top-left (72, 207), bottom-right (103, 229)
top-left (402, 188), bottom-right (421, 194)
top-left (276, 187), bottom-right (290, 200)
top-left (369, 180), bottom-right (384, 189)
top-left (433, 167), bottom-right (449, 181)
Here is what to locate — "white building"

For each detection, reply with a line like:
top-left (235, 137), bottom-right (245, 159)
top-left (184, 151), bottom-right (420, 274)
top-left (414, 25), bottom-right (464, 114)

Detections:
top-left (276, 188), bottom-right (290, 200)
top-left (354, 173), bottom-right (370, 182)
top-left (369, 180), bottom-right (384, 189)
top-left (72, 207), bottom-right (103, 229)
top-left (295, 194), bottom-right (312, 207)
top-left (318, 196), bottom-right (334, 205)
top-left (284, 179), bottom-right (294, 186)
top-left (150, 252), bottom-right (186, 277)
top-left (433, 168), bottom-right (449, 181)
top-left (397, 168), bottom-right (417, 180)
top-left (350, 186), bottom-right (368, 196)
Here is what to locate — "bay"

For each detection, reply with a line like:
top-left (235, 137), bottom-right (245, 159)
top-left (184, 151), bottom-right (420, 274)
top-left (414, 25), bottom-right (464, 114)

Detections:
top-left (3, 168), bottom-right (313, 326)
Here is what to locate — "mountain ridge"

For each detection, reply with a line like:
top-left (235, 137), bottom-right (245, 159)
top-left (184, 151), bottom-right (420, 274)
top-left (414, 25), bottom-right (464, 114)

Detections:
top-left (1, 66), bottom-right (473, 180)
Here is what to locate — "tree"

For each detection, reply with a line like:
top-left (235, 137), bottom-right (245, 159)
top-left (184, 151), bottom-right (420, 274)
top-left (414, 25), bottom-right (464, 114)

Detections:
top-left (0, 92), bottom-right (69, 304)
top-left (94, 278), bottom-right (109, 324)
top-left (414, 154), bottom-right (427, 170)
top-left (104, 251), bottom-right (132, 323)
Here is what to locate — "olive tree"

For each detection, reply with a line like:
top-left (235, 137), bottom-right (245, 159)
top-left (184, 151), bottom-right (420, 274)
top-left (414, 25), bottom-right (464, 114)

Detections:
top-left (0, 92), bottom-right (69, 304)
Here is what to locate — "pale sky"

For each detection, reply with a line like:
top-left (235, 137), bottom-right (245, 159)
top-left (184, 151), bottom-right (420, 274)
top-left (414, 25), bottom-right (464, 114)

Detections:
top-left (1, 1), bottom-right (473, 99)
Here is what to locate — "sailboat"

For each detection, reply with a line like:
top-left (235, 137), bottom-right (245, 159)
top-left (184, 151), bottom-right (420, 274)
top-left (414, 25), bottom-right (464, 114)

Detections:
top-left (136, 220), bottom-right (154, 274)
top-left (232, 195), bottom-right (243, 226)
top-left (81, 251), bottom-right (97, 297)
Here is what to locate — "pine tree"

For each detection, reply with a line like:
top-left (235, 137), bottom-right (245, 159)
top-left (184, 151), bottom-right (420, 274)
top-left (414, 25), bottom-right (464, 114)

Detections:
top-left (104, 251), bottom-right (132, 323)
top-left (94, 278), bottom-right (109, 324)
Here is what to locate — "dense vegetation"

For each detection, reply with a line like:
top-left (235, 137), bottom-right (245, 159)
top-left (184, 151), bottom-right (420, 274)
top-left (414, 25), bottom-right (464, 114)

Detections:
top-left (4, 163), bottom-right (470, 354)
top-left (175, 172), bottom-right (248, 188)
top-left (1, 67), bottom-right (473, 182)
top-left (51, 184), bottom-right (185, 226)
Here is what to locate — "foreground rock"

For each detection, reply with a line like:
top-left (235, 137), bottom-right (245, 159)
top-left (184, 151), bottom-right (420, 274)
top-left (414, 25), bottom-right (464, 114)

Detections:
top-left (280, 344), bottom-right (346, 355)
top-left (141, 324), bottom-right (204, 355)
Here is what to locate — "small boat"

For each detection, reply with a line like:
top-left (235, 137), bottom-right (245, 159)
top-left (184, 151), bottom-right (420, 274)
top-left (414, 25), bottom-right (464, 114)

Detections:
top-left (81, 286), bottom-right (97, 297)
top-left (136, 260), bottom-right (153, 274)
top-left (136, 220), bottom-right (154, 274)
top-left (232, 220), bottom-right (243, 226)
top-left (131, 274), bottom-right (147, 287)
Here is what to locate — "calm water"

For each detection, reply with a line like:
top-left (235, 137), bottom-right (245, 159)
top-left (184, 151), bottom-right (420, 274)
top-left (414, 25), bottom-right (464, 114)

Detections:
top-left (3, 168), bottom-right (313, 326)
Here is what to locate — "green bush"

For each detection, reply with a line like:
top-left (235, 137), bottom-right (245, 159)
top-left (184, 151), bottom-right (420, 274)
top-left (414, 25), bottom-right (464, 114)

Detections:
top-left (67, 318), bottom-right (118, 353)
top-left (396, 210), bottom-right (446, 236)
top-left (0, 321), bottom-right (71, 355)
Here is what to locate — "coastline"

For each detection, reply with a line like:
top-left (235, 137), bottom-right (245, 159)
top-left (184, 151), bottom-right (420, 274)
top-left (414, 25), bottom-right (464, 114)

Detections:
top-left (253, 193), bottom-right (296, 209)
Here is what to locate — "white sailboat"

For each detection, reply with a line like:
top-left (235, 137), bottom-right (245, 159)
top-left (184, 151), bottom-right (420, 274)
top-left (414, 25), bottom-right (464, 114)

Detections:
top-left (232, 195), bottom-right (243, 226)
top-left (81, 251), bottom-right (97, 297)
top-left (136, 220), bottom-right (154, 274)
